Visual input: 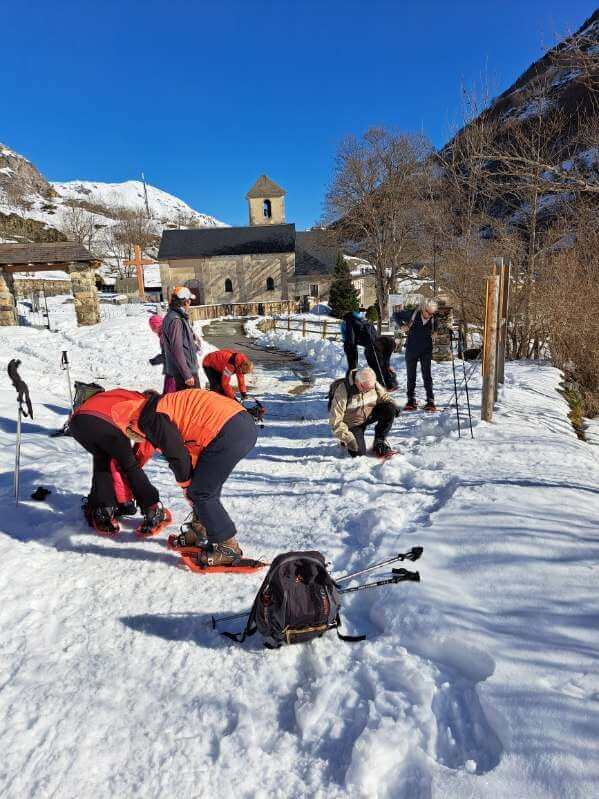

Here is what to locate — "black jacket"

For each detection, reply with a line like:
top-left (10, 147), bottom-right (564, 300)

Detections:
top-left (393, 310), bottom-right (437, 355)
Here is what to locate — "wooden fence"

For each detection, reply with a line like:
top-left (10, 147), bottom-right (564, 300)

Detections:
top-left (188, 300), bottom-right (300, 322)
top-left (260, 316), bottom-right (343, 340)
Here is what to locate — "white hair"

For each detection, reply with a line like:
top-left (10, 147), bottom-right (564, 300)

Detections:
top-left (422, 299), bottom-right (438, 314)
top-left (355, 367), bottom-right (376, 388)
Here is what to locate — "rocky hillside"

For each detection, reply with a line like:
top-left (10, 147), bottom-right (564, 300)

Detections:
top-left (0, 142), bottom-right (224, 246)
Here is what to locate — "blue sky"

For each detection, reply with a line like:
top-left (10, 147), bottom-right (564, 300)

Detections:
top-left (2, 1), bottom-right (597, 228)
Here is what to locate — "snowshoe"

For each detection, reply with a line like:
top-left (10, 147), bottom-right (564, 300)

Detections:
top-left (179, 538), bottom-right (268, 574)
top-left (167, 512), bottom-right (208, 551)
top-left (135, 503), bottom-right (173, 538)
top-left (404, 400), bottom-right (418, 411)
top-left (115, 500), bottom-right (137, 518)
top-left (372, 439), bottom-right (398, 459)
top-left (423, 401), bottom-right (437, 413)
top-left (92, 506), bottom-right (120, 536)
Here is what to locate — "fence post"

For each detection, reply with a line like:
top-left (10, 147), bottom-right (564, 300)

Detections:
top-left (302, 319), bottom-right (306, 337)
top-left (496, 259), bottom-right (511, 387)
top-left (482, 273), bottom-right (500, 422)
top-left (322, 320), bottom-right (327, 339)
top-left (287, 316), bottom-right (291, 331)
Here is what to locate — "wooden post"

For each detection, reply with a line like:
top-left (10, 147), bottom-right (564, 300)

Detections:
top-left (322, 320), bottom-right (327, 339)
top-left (287, 316), bottom-right (291, 331)
top-left (482, 274), bottom-right (500, 422)
top-left (302, 319), bottom-right (306, 337)
top-left (496, 260), bottom-right (511, 386)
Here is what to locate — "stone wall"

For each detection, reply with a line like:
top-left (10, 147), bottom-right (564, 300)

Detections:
top-left (188, 300), bottom-right (299, 321)
top-left (248, 195), bottom-right (285, 226)
top-left (291, 276), bottom-right (332, 302)
top-left (0, 268), bottom-right (16, 325)
top-left (70, 265), bottom-right (100, 326)
top-left (160, 252), bottom-right (294, 305)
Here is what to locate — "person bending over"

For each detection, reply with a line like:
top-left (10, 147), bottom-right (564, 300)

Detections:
top-left (329, 366), bottom-right (399, 458)
top-left (202, 349), bottom-right (253, 400)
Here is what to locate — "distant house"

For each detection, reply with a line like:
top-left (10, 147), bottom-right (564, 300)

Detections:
top-left (158, 175), bottom-right (336, 309)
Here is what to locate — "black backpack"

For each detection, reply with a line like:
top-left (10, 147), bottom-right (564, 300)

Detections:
top-left (225, 551), bottom-right (364, 649)
top-left (73, 381), bottom-right (105, 410)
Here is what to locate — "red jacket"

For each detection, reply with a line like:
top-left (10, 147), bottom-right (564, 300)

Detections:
top-left (202, 350), bottom-right (249, 399)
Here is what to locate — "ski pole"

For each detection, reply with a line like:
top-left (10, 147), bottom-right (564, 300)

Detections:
top-left (61, 351), bottom-right (74, 410)
top-left (15, 400), bottom-right (22, 505)
top-left (7, 360), bottom-right (33, 507)
top-left (449, 331), bottom-right (461, 438)
top-left (339, 569), bottom-right (420, 594)
top-left (335, 546), bottom-right (423, 584)
top-left (211, 610), bottom-right (250, 629)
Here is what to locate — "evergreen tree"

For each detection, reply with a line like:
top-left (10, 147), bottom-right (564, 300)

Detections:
top-left (329, 251), bottom-right (360, 318)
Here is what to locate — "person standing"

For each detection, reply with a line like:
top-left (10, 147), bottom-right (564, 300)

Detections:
top-left (202, 349), bottom-right (253, 400)
top-left (148, 313), bottom-right (177, 394)
top-left (393, 300), bottom-right (439, 411)
top-left (161, 287), bottom-right (203, 390)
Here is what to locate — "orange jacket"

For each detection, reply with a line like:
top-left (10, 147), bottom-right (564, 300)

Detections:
top-left (154, 389), bottom-right (243, 469)
top-left (202, 350), bottom-right (249, 398)
top-left (73, 388), bottom-right (147, 434)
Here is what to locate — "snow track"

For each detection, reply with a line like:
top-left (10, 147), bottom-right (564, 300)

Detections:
top-left (1, 308), bottom-right (599, 798)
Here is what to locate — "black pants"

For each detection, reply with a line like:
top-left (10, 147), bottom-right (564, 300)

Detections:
top-left (348, 401), bottom-right (396, 457)
top-left (70, 414), bottom-right (159, 510)
top-left (406, 349), bottom-right (434, 403)
top-left (173, 372), bottom-right (200, 391)
top-left (344, 343), bottom-right (358, 371)
top-left (187, 412), bottom-right (257, 543)
top-left (203, 366), bottom-right (225, 394)
top-left (365, 340), bottom-right (397, 389)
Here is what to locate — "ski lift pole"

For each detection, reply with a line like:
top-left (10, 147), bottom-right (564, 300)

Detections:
top-left (335, 546), bottom-right (423, 584)
top-left (7, 359), bottom-right (33, 507)
top-left (61, 350), bottom-right (74, 410)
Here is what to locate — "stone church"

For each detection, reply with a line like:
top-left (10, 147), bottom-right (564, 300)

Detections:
top-left (158, 175), bottom-right (335, 308)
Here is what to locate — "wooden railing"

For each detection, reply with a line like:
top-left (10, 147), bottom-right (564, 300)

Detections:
top-left (188, 300), bottom-right (300, 321)
top-left (260, 316), bottom-right (343, 340)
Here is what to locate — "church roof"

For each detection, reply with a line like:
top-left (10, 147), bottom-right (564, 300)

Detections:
top-left (158, 224), bottom-right (295, 260)
top-left (245, 174), bottom-right (286, 199)
top-left (294, 230), bottom-right (338, 277)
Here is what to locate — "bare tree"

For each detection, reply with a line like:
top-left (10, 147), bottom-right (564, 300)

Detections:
top-left (325, 127), bottom-right (432, 322)
top-left (61, 202), bottom-right (101, 251)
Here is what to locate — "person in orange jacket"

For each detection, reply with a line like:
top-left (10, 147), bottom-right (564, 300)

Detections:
top-left (129, 388), bottom-right (257, 566)
top-left (70, 389), bottom-right (164, 535)
top-left (202, 349), bottom-right (253, 400)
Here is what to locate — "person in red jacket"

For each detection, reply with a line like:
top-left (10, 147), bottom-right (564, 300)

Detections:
top-left (127, 388), bottom-right (257, 566)
top-left (70, 389), bottom-right (166, 536)
top-left (202, 350), bottom-right (253, 400)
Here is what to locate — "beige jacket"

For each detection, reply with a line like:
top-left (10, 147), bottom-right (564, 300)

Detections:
top-left (329, 371), bottom-right (395, 450)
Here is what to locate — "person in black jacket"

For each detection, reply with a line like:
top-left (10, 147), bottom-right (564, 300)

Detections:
top-left (393, 300), bottom-right (438, 411)
top-left (341, 311), bottom-right (397, 389)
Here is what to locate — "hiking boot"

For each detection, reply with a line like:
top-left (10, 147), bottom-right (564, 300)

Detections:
top-left (404, 400), bottom-right (418, 411)
top-left (176, 513), bottom-right (208, 547)
top-left (423, 401), bottom-right (437, 412)
top-left (137, 502), bottom-right (172, 537)
top-left (373, 438), bottom-right (394, 458)
top-left (198, 537), bottom-right (243, 567)
top-left (115, 500), bottom-right (137, 518)
top-left (92, 505), bottom-right (120, 535)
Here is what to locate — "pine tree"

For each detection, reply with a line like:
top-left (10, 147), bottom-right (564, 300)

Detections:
top-left (329, 251), bottom-right (359, 318)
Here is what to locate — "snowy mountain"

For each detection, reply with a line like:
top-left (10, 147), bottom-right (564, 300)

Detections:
top-left (0, 141), bottom-right (225, 246)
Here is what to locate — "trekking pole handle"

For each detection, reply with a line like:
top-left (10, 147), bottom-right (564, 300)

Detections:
top-left (336, 546), bottom-right (423, 584)
top-left (339, 570), bottom-right (420, 594)
top-left (61, 350), bottom-right (69, 368)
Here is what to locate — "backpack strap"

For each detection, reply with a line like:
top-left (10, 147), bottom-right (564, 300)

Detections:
top-left (334, 614), bottom-right (366, 643)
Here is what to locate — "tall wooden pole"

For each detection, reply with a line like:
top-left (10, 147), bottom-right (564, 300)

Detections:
top-left (482, 274), bottom-right (500, 422)
top-left (496, 260), bottom-right (511, 386)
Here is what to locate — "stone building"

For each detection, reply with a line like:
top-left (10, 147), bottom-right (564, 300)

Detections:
top-left (158, 175), bottom-right (336, 308)
top-left (0, 242), bottom-right (101, 326)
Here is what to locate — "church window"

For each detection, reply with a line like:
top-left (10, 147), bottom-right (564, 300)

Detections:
top-left (266, 276), bottom-right (275, 291)
top-left (224, 278), bottom-right (233, 293)
top-left (263, 199), bottom-right (272, 219)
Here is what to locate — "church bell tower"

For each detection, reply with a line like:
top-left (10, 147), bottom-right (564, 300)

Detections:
top-left (246, 174), bottom-right (286, 226)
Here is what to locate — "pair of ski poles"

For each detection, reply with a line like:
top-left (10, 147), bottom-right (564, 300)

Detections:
top-left (447, 327), bottom-right (474, 439)
top-left (210, 546), bottom-right (423, 629)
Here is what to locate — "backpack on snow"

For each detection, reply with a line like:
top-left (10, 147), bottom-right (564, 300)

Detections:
top-left (223, 551), bottom-right (365, 649)
top-left (73, 381), bottom-right (105, 410)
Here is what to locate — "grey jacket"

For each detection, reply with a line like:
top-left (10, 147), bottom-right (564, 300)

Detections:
top-left (161, 307), bottom-right (200, 381)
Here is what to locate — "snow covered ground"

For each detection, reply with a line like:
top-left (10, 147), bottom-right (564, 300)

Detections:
top-left (1, 308), bottom-right (599, 799)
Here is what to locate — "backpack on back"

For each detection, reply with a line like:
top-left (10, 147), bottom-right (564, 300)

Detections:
top-left (73, 381), bottom-right (105, 410)
top-left (224, 550), bottom-right (364, 649)
top-left (327, 375), bottom-right (359, 411)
